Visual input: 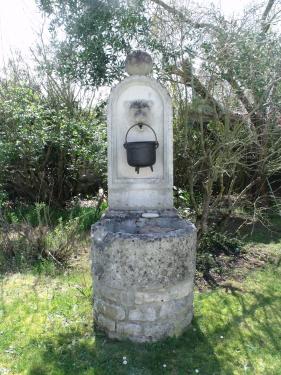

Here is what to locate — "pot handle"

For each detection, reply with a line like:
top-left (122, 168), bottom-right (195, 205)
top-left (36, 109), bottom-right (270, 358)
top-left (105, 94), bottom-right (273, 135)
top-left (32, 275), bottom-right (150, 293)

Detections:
top-left (125, 123), bottom-right (159, 148)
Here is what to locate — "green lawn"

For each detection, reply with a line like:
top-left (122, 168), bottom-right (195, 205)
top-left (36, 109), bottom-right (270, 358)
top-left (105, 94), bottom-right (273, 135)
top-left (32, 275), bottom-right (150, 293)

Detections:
top-left (0, 249), bottom-right (281, 374)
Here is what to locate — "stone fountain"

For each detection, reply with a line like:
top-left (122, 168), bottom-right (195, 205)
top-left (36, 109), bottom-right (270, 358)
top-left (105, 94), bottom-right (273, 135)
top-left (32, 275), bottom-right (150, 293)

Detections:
top-left (91, 51), bottom-right (197, 342)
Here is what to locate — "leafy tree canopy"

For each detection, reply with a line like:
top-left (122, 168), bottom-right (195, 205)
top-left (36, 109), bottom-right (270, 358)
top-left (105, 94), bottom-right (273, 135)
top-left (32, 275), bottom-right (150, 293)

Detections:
top-left (38, 0), bottom-right (149, 87)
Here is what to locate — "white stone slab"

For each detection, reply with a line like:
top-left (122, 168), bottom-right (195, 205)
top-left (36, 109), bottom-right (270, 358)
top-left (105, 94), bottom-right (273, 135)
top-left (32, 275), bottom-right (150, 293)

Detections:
top-left (141, 213), bottom-right (159, 218)
top-left (107, 75), bottom-right (173, 210)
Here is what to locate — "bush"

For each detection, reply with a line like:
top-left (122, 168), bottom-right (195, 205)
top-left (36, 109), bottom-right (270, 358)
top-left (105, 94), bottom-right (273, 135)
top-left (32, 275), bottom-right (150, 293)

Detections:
top-left (0, 81), bottom-right (107, 206)
top-left (44, 217), bottom-right (81, 263)
top-left (0, 200), bottom-right (107, 272)
top-left (197, 230), bottom-right (243, 275)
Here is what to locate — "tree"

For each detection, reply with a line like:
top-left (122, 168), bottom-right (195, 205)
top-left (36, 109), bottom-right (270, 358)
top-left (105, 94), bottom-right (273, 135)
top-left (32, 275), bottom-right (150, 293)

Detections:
top-left (37, 0), bottom-right (149, 87)
top-left (144, 0), bottom-right (281, 233)
top-left (38, 0), bottom-right (281, 232)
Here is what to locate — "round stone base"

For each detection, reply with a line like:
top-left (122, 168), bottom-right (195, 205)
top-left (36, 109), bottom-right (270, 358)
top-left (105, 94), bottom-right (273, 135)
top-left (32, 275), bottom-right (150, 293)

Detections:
top-left (91, 209), bottom-right (197, 342)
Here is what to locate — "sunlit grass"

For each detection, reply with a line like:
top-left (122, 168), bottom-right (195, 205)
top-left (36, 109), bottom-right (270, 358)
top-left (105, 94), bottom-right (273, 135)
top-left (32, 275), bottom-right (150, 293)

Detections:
top-left (0, 253), bottom-right (281, 374)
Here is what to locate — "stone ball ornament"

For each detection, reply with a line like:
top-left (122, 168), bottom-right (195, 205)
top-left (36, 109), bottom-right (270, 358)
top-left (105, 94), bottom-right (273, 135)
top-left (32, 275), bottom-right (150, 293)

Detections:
top-left (125, 50), bottom-right (153, 76)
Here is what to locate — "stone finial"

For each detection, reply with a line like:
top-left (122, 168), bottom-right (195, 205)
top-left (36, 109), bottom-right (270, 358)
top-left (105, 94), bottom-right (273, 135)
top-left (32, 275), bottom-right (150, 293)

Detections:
top-left (125, 50), bottom-right (153, 76)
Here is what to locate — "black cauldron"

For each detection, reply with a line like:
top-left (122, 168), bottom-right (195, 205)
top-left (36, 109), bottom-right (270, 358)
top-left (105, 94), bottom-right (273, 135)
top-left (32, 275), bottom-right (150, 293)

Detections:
top-left (124, 123), bottom-right (159, 174)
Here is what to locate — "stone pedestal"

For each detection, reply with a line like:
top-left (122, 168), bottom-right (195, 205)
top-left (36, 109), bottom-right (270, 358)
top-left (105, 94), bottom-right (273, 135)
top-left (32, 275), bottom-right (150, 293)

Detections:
top-left (91, 51), bottom-right (197, 342)
top-left (91, 210), bottom-right (196, 342)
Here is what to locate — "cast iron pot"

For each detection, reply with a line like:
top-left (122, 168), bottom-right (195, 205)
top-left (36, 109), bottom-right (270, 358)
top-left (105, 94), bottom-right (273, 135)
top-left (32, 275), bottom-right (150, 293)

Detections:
top-left (123, 123), bottom-right (159, 174)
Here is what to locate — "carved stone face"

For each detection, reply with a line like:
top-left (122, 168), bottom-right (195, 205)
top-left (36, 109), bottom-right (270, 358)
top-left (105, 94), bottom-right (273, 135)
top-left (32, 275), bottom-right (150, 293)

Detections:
top-left (125, 99), bottom-right (153, 123)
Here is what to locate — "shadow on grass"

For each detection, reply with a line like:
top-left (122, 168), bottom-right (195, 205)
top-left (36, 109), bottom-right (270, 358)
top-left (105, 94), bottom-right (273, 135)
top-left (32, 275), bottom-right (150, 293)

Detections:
top-left (198, 282), bottom-right (281, 373)
top-left (1, 271), bottom-right (280, 374)
top-left (27, 320), bottom-right (222, 375)
top-left (12, 255), bottom-right (278, 375)
top-left (25, 275), bottom-right (281, 375)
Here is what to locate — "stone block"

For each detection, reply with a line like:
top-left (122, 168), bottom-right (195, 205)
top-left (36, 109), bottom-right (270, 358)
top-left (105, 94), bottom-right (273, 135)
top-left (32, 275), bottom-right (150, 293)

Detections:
top-left (95, 299), bottom-right (125, 321)
top-left (91, 210), bottom-right (197, 342)
top-left (92, 214), bottom-right (196, 289)
top-left (125, 50), bottom-right (153, 76)
top-left (135, 279), bottom-right (193, 304)
top-left (171, 310), bottom-right (193, 337)
top-left (107, 74), bottom-right (173, 210)
top-left (120, 290), bottom-right (135, 306)
top-left (117, 322), bottom-right (143, 337)
top-left (128, 306), bottom-right (157, 321)
top-left (142, 309), bottom-right (193, 340)
top-left (97, 314), bottom-right (116, 332)
top-left (94, 282), bottom-right (125, 304)
top-left (159, 293), bottom-right (193, 319)
top-left (143, 321), bottom-right (173, 340)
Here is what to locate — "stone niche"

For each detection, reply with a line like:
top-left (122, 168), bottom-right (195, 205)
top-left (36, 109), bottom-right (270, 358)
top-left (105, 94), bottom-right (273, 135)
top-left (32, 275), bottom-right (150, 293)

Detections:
top-left (107, 74), bottom-right (173, 210)
top-left (91, 51), bottom-right (197, 342)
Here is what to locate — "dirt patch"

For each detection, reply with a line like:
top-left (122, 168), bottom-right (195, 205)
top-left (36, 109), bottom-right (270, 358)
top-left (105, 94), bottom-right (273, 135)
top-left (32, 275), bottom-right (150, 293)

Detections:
top-left (195, 245), bottom-right (279, 292)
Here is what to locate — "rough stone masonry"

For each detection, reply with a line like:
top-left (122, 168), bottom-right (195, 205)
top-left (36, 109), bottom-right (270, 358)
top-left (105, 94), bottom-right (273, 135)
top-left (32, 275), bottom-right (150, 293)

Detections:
top-left (91, 51), bottom-right (197, 342)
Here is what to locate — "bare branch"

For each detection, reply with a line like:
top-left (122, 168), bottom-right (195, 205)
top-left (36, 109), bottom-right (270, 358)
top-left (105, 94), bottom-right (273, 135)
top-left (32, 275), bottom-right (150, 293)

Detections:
top-left (232, 177), bottom-right (261, 209)
top-left (261, 0), bottom-right (277, 33)
top-left (173, 61), bottom-right (246, 124)
top-left (149, 0), bottom-right (214, 29)
top-left (262, 0), bottom-right (276, 22)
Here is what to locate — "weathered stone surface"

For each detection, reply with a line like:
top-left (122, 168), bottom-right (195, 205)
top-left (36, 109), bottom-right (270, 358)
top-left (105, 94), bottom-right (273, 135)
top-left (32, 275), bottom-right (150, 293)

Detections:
top-left (125, 50), bottom-right (153, 76)
top-left (95, 299), bottom-right (125, 321)
top-left (96, 314), bottom-right (116, 332)
top-left (120, 290), bottom-right (135, 306)
top-left (158, 293), bottom-right (193, 319)
top-left (128, 306), bottom-right (157, 322)
top-left (107, 74), bottom-right (173, 210)
top-left (117, 322), bottom-right (143, 337)
top-left (94, 282), bottom-right (121, 303)
top-left (142, 309), bottom-right (193, 340)
top-left (143, 320), bottom-right (174, 340)
top-left (92, 210), bottom-right (196, 342)
top-left (172, 310), bottom-right (193, 337)
top-left (142, 212), bottom-right (159, 218)
top-left (92, 213), bottom-right (196, 289)
top-left (135, 279), bottom-right (194, 304)
top-left (92, 51), bottom-right (197, 342)
top-left (105, 208), bottom-right (178, 218)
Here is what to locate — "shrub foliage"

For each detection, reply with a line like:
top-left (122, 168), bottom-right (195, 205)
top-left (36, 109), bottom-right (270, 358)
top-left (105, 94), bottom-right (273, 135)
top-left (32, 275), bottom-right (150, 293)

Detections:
top-left (0, 80), bottom-right (106, 205)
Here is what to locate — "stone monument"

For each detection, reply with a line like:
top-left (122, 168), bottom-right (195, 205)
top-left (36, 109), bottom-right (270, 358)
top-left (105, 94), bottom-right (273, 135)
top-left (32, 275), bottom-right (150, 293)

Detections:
top-left (91, 51), bottom-right (197, 342)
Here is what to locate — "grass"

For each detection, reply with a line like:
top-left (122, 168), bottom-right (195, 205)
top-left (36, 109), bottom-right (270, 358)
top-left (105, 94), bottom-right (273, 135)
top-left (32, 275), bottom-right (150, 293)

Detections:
top-left (0, 260), bottom-right (280, 374)
top-left (0, 200), bottom-right (107, 273)
top-left (3, 201), bottom-right (107, 232)
top-left (0, 215), bottom-right (281, 375)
